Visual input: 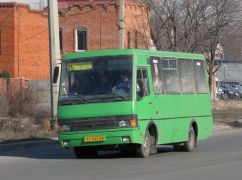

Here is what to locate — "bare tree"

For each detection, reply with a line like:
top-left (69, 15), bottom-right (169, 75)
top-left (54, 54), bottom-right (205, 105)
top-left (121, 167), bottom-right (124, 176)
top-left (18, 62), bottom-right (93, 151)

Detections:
top-left (139, 0), bottom-right (242, 88)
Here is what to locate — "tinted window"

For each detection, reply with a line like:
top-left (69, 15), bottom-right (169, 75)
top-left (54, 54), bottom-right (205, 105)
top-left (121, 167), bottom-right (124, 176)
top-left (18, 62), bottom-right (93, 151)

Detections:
top-left (193, 60), bottom-right (208, 93)
top-left (178, 59), bottom-right (196, 93)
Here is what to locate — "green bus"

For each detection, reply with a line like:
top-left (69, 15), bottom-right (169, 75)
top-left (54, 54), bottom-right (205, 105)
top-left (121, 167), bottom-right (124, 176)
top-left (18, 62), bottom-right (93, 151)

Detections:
top-left (57, 49), bottom-right (213, 158)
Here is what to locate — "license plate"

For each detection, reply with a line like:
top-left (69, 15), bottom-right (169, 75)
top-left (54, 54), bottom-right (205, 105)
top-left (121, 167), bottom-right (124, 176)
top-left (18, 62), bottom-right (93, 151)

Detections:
top-left (84, 136), bottom-right (105, 142)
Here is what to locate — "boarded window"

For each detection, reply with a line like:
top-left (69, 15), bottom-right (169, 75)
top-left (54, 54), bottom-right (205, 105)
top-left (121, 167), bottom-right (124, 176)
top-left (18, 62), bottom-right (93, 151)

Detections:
top-left (193, 60), bottom-right (208, 93)
top-left (178, 59), bottom-right (196, 93)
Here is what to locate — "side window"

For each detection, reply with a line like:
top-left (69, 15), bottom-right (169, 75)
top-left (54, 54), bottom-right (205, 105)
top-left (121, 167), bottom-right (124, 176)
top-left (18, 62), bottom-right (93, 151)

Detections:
top-left (137, 69), bottom-right (150, 98)
top-left (162, 59), bottom-right (181, 94)
top-left (150, 57), bottom-right (163, 94)
top-left (178, 59), bottom-right (196, 93)
top-left (193, 60), bottom-right (208, 93)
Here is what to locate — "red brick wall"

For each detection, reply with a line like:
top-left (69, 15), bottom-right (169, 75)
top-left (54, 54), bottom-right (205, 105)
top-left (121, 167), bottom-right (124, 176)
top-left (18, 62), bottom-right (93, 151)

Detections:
top-left (59, 0), bottom-right (151, 53)
top-left (124, 2), bottom-right (151, 49)
top-left (59, 2), bottom-right (119, 53)
top-left (0, 4), bottom-right (15, 77)
top-left (0, 3), bottom-right (49, 80)
top-left (14, 4), bottom-right (49, 80)
top-left (0, 1), bottom-right (150, 80)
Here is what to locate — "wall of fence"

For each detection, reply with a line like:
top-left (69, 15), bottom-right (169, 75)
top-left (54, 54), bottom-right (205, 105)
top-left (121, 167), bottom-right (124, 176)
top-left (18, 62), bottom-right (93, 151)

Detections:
top-left (0, 78), bottom-right (50, 116)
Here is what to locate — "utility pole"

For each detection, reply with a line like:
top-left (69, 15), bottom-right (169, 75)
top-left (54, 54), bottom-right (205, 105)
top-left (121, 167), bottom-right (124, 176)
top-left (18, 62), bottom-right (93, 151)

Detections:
top-left (119, 0), bottom-right (125, 49)
top-left (47, 0), bottom-right (61, 122)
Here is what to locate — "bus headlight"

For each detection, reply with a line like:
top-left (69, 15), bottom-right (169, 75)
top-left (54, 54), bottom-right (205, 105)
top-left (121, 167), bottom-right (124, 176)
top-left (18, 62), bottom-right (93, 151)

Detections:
top-left (119, 120), bottom-right (130, 127)
top-left (118, 119), bottom-right (137, 128)
top-left (62, 125), bottom-right (71, 131)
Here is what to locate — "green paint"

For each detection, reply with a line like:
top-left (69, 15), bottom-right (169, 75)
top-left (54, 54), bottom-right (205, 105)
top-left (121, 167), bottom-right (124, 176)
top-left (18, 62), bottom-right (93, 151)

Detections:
top-left (58, 49), bottom-right (213, 149)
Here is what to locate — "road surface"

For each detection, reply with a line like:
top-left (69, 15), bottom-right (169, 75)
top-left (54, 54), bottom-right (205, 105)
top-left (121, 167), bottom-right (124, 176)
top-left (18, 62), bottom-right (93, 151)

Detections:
top-left (0, 129), bottom-right (242, 180)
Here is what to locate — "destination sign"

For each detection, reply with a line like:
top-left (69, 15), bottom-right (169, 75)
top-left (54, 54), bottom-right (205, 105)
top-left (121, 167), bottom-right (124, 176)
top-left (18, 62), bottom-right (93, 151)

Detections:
top-left (67, 62), bottom-right (93, 71)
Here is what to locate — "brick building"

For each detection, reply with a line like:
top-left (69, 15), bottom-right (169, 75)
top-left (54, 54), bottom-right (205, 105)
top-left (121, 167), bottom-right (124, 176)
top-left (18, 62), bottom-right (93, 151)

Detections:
top-left (58, 0), bottom-right (151, 53)
top-left (0, 2), bottom-right (49, 80)
top-left (0, 0), bottom-right (151, 80)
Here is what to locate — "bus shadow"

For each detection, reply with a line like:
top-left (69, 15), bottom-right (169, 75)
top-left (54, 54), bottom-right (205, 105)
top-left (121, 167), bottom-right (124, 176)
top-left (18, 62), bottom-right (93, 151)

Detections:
top-left (0, 142), bottom-right (174, 160)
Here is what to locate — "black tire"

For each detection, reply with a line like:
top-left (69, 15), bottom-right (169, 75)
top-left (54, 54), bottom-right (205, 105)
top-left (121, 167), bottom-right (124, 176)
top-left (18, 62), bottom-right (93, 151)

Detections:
top-left (173, 144), bottom-right (183, 151)
top-left (136, 131), bottom-right (151, 158)
top-left (183, 126), bottom-right (196, 152)
top-left (73, 147), bottom-right (98, 158)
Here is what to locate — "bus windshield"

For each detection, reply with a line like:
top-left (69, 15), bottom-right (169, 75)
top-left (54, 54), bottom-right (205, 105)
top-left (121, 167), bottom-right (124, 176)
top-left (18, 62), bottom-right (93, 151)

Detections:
top-left (59, 55), bottom-right (133, 104)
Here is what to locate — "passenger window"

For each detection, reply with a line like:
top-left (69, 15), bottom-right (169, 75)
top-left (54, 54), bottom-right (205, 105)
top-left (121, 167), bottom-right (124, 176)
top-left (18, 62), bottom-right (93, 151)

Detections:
top-left (162, 59), bottom-right (181, 94)
top-left (193, 60), bottom-right (208, 93)
top-left (137, 69), bottom-right (150, 98)
top-left (150, 57), bottom-right (163, 94)
top-left (178, 59), bottom-right (196, 93)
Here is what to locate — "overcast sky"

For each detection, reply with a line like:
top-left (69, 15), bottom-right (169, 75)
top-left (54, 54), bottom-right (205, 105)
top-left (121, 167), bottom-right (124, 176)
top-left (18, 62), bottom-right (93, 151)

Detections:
top-left (0, 0), bottom-right (48, 9)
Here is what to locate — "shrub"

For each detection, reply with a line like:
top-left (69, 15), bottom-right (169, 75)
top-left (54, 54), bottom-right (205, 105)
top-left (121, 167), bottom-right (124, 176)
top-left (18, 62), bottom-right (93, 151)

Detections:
top-left (0, 70), bottom-right (11, 78)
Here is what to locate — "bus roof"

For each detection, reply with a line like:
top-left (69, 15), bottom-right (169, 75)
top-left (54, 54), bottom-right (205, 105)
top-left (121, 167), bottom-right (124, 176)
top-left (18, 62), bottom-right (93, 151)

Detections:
top-left (63, 49), bottom-right (205, 61)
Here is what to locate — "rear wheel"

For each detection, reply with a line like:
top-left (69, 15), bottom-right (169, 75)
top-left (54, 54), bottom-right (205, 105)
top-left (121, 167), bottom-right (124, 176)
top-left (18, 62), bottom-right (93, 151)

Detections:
top-left (74, 147), bottom-right (98, 158)
top-left (136, 131), bottom-right (151, 158)
top-left (183, 126), bottom-right (196, 152)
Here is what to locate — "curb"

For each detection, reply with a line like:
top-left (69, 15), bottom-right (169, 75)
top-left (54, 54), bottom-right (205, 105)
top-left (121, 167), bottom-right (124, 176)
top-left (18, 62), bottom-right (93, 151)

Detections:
top-left (0, 138), bottom-right (58, 152)
top-left (213, 123), bottom-right (233, 133)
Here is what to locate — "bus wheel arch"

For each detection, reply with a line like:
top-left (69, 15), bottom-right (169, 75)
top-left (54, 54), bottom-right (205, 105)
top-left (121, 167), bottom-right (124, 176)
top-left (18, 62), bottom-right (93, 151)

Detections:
top-left (136, 121), bottom-right (158, 158)
top-left (147, 122), bottom-right (158, 150)
top-left (184, 120), bottom-right (198, 151)
top-left (190, 120), bottom-right (198, 144)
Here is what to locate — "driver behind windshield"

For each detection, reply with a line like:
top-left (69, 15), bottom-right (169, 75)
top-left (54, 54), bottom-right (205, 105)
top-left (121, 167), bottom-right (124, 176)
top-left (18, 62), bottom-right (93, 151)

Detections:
top-left (69, 77), bottom-right (81, 94)
top-left (113, 73), bottom-right (131, 94)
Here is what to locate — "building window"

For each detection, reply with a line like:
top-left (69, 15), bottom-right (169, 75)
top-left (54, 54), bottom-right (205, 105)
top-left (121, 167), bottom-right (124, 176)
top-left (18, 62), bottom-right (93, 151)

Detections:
top-left (59, 28), bottom-right (63, 51)
top-left (134, 31), bottom-right (138, 49)
top-left (75, 28), bottom-right (87, 52)
top-left (127, 31), bottom-right (131, 49)
top-left (0, 30), bottom-right (1, 55)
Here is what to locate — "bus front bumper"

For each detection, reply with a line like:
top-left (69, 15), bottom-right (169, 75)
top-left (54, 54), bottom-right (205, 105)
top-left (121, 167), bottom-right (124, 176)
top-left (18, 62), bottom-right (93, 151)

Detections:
top-left (58, 128), bottom-right (144, 148)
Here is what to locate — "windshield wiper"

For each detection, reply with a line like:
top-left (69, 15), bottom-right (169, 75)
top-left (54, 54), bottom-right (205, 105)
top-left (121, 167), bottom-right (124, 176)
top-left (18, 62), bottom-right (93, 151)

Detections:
top-left (60, 94), bottom-right (90, 105)
top-left (110, 93), bottom-right (128, 101)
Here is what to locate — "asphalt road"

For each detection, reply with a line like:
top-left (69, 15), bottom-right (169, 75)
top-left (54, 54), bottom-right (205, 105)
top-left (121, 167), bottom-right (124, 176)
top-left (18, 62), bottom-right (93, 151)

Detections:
top-left (0, 129), bottom-right (242, 180)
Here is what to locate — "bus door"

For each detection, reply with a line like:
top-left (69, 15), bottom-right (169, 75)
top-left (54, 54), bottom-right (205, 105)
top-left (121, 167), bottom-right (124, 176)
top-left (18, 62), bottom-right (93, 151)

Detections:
top-left (136, 68), bottom-right (154, 121)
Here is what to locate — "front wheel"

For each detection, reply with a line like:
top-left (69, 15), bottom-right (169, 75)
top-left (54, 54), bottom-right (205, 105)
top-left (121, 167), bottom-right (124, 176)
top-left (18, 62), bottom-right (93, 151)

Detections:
top-left (136, 131), bottom-right (151, 158)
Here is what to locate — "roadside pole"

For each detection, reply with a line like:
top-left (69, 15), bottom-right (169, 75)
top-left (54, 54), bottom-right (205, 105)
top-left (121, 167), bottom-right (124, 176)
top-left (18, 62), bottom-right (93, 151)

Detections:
top-left (47, 0), bottom-right (61, 126)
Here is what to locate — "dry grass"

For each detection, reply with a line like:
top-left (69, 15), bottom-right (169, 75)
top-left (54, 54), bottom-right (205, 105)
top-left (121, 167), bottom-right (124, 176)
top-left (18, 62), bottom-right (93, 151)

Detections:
top-left (212, 101), bottom-right (242, 122)
top-left (0, 117), bottom-right (57, 142)
top-left (212, 100), bottom-right (242, 110)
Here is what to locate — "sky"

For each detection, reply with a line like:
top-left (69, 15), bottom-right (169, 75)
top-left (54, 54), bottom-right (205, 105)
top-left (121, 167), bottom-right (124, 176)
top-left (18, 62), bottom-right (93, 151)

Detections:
top-left (0, 0), bottom-right (48, 9)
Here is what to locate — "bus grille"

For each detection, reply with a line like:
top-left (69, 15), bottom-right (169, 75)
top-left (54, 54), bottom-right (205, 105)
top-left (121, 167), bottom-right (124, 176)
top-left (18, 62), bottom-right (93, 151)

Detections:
top-left (71, 120), bottom-right (120, 131)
